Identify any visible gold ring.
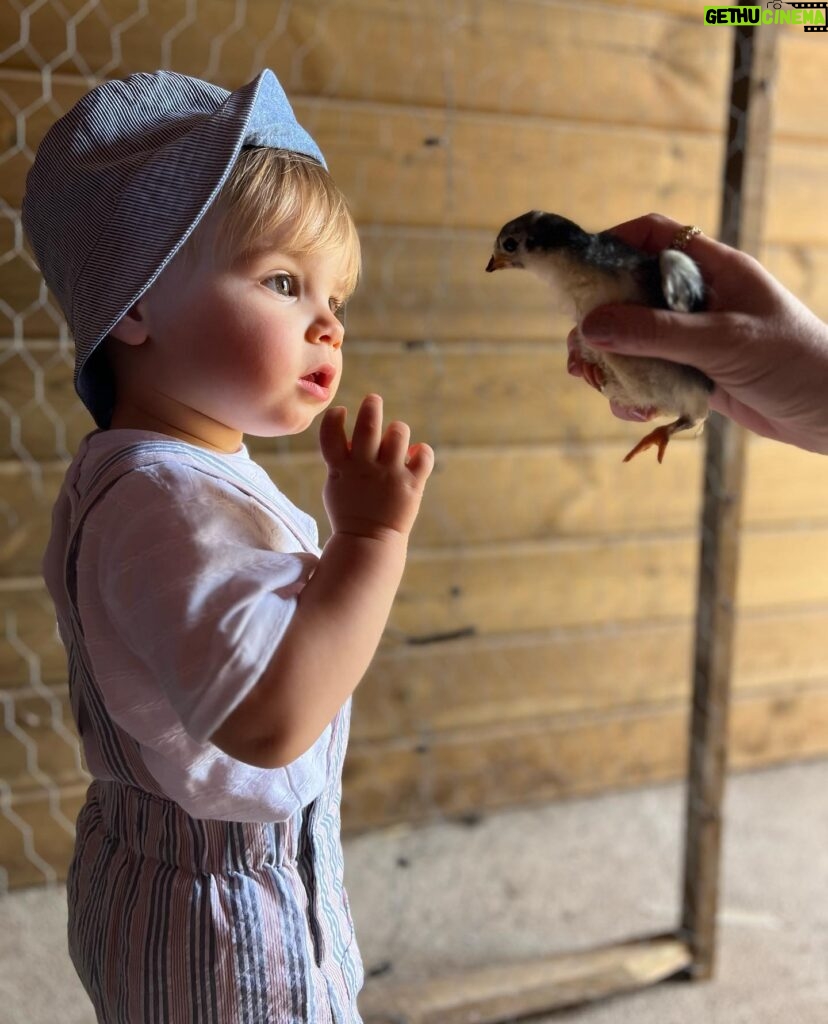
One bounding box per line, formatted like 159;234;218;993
671;225;703;251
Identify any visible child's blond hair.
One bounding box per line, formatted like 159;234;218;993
182;147;361;298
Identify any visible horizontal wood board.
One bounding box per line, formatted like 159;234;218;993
7;435;828;577
5;680;828;886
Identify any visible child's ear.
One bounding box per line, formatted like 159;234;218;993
109;302;149;346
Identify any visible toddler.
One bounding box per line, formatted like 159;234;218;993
23;68;433;1023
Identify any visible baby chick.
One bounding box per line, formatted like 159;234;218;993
486;210;710;463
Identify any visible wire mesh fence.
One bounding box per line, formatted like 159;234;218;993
1;0;826;905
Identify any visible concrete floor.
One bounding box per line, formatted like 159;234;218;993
1;760;827;1023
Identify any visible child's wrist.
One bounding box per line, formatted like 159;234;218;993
330;524;410;549
320;530;409;588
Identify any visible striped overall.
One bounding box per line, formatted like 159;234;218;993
59;442;364;1023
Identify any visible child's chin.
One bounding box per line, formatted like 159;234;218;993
248;413;320;438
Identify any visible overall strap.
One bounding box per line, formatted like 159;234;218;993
61;439;315;792
63;445;185;790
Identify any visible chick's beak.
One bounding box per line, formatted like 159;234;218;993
486;254;510;272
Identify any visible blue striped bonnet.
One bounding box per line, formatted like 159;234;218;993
21;69;327;428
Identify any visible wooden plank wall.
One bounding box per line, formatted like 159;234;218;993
1;0;827;888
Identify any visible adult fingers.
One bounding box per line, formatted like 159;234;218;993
604;213;747;288
708;387;782;442
603;212;681;252
566;326;585;378
609;399;659;423
580;304;746;383
566;327;604;390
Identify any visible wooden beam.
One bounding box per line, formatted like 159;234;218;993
681;18;779;980
343;682;828;831
0;2;730;130
14;525;828;687
5;679;828;887
0;73;725;228
359;935;692;1024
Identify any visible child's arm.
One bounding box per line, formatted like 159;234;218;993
210;394;433;768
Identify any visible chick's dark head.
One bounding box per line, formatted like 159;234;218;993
486;211;589;273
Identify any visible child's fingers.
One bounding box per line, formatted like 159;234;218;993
406;442;435;482
319;406;349;465
350;394;382;460
378;421;411;466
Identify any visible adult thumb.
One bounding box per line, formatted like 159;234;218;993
580;304;727;376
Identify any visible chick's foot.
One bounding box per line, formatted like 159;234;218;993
623;425;673;464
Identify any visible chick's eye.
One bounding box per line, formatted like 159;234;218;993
502;237;518;253
264;272;296;297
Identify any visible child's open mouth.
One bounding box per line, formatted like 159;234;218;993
298;364;335;400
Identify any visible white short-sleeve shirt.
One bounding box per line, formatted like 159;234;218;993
42;429;335;822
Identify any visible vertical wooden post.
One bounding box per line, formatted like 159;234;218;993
680;18;778;980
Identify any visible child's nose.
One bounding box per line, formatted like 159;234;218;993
307;313;344;349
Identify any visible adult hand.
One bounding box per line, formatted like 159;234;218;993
567;212;828;454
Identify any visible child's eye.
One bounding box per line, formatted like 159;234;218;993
264;273;296;297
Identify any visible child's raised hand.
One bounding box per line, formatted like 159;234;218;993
319;394;434;541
